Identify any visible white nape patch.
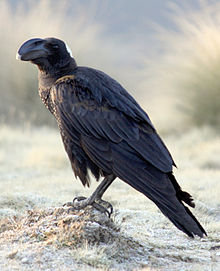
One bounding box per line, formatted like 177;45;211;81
16;52;21;60
65;43;73;57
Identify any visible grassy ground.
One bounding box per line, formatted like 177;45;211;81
0;125;220;270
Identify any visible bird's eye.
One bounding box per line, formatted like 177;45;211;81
51;44;59;49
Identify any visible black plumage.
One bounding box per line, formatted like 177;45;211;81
17;37;207;238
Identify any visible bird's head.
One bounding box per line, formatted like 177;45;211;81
16;37;74;72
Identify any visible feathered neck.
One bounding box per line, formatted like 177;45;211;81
38;57;77;89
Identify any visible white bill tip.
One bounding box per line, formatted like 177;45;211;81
16;52;21;60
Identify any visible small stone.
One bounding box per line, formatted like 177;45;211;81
21;257;29;264
6;250;18;259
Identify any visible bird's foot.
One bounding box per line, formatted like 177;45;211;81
96;198;113;215
64;196;113;217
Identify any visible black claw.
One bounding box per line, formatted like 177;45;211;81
73;196;87;203
107;205;113;217
105;210;111;218
106;204;113;215
92;202;111;218
96;198;114;216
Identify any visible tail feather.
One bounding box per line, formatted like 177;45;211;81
112;144;207;238
156;198;207;237
160;173;207;237
183;204;207;236
168;172;195;208
120;170;207;237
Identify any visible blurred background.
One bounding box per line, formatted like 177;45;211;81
1;0;220;133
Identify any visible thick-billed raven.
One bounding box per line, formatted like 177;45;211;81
17;37;206;238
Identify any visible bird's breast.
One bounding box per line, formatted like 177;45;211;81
38;86;57;116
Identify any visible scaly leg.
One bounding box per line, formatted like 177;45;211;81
65;174;116;217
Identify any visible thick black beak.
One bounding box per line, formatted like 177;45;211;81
16;38;48;61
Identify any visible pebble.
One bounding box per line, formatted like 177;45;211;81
21;257;29;264
6;250;18;259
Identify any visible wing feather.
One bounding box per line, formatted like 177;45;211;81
50;68;206;237
53;68;175;173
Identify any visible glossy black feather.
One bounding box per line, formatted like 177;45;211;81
51;67;206;238
17;37;206;237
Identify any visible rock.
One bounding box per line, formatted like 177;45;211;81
21;257;29;264
6;250;18;259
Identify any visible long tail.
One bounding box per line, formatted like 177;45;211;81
140;173;206;237
166;173;207;237
112;142;207;237
115;162;207;237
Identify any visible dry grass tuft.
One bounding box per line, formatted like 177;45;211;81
145;1;220;131
0;206;119;247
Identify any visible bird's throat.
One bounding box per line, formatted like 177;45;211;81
38;57;77;89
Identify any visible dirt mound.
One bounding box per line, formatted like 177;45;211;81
0;206;120;246
0;206;150;270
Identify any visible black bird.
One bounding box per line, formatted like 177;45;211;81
17;37;206;238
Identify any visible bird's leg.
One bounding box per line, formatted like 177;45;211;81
65;174;116;217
